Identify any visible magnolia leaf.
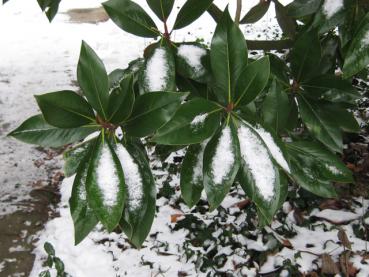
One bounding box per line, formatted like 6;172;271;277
240;0;270;24
173;0;214;30
37;0;61;22
203;122;240;211
287;0;322;17
275;1;296;38
312;0;346;34
64;139;95;177
146;0;174;22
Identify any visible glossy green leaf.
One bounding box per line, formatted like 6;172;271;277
102;0;158;38
180;142;208;208
152;98;221;145
343;13;369;78
207;3;222;23
8;114;97;148
146;0;174;21
86;137;126;231
63;139;95;177
287;0;321;17
203;122;240;211
124;91;189;137
320;104;360;133
69;152;98;245
114;141;156;248
287;141;353;183
35;91;95;128
290;30;321;82
210;8;248;105
275;1;296;38
173;0;214;29
234;56;270;107
43;242;55;256
268;53;290;86
318;35;339;75
77;41;109;119
240;0;270;24
297;95;343;153
262;79;290;132
37;0;61;22
141;44;176;93
312;0;345;34
237;120;282;223
175;43;210;83
108;76;135;124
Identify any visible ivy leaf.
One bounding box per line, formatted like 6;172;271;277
63;139;95;177
262;78;290;132
180;142;208;208
69;152;98;245
210;7;248;106
102;0;158;38
297;95;343;153
86;136;126;232
234;56;270;107
124;91;189;137
8;114;96;148
237;120;282;224
290;30;321;82
113;141;156;248
203;122;240;211
141;44;176;93
173;0;214;30
343;13;369;78
35;91;95;128
287;0;322;17
152;98;221;145
240;0;271;24
146;0;174;22
77;41;110;120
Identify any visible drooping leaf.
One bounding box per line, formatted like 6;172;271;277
262;79;290;132
290;30;321;82
141;44;176;93
69;151;98;245
64;139;95;177
206;3;223;23
180;142;208;208
152;98;221;145
343;13;369;78
237;120;282;223
240;0;271;24
173;0;214;30
86;136;126;231
234;56;270;107
287;0;322;17
77;41;110;119
124;91;189;137
146;0;174;22
203;122;240;211
210;7;248;105
35;91;95;128
37;0;61;22
297;95;343;153
114;141;156;248
8;114;97;148
102;0;158;38
275;1;296;38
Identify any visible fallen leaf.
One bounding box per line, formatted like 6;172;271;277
321;253;339;274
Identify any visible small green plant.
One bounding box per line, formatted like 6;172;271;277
7;0;369;249
39;242;67;277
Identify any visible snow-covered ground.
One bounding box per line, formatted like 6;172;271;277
2;0;369;276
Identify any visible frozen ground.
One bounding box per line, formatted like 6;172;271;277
1;0;368;276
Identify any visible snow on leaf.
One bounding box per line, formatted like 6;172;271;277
115;143;143;212
238;124;276;201
211;126;235;185
190;113;208;127
322;0;343;18
177;44;206;73
144;48;170;92
325;164;341;175
192;140;208;184
96;143;120;207
253;126;290;173
361;30;369;49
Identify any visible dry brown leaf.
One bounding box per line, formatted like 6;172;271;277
338;228;352;250
321;253;339;274
170;213;184;223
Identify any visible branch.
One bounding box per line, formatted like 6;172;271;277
235;0;242;26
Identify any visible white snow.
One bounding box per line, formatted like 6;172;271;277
177;44;206;73
254;126;290;173
144;48;169;92
191;113;208;127
322;0;344;18
96;144;120;207
238;124;276;201
312;209;360;223
211;126;235;185
192;140;208;184
115;144;143;211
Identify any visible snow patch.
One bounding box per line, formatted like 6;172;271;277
145;48;169;92
96;144;119;207
115;144;143;211
211;126;235;185
238;124;276;201
177;44;206;73
254;126;290;173
312;209;360;223
322;0;343;18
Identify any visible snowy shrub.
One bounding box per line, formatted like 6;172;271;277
7;0;369;248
